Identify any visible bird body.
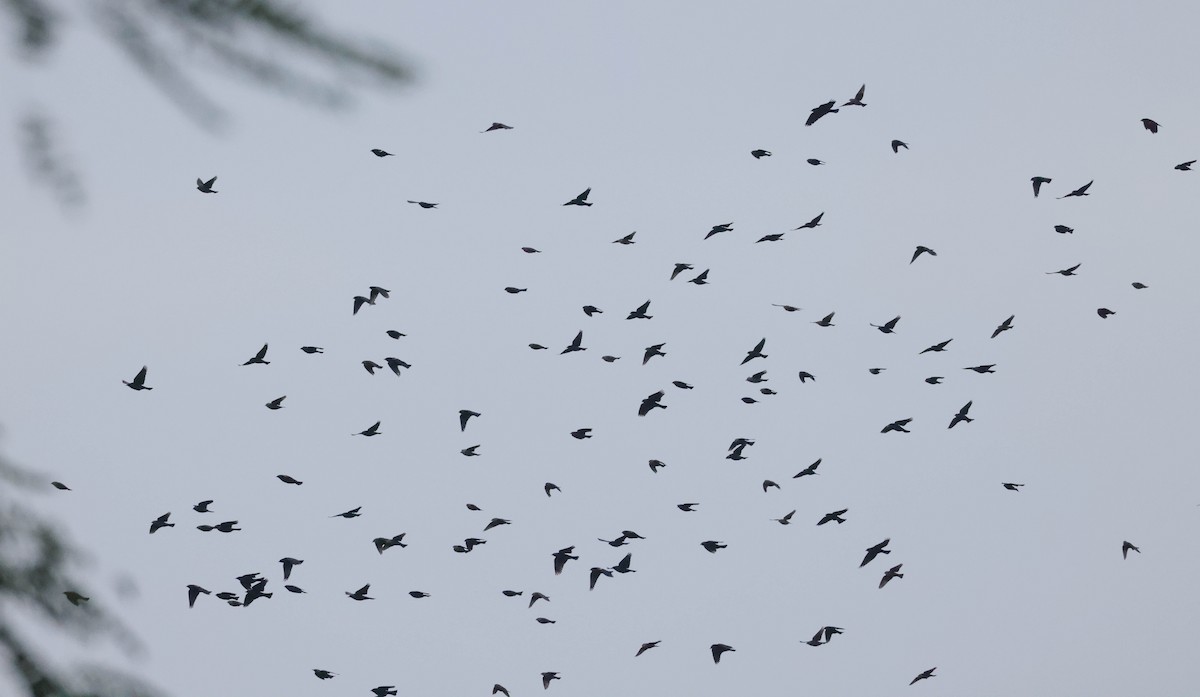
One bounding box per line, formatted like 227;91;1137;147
196;176;217;193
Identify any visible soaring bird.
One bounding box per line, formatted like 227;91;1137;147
796;371;815;383
773;510;796;525
149;512;174;534
374;534;407;553
370;148;393;157
871;316;901;334
192;500;213;513
880;564;904;588
741;338;767;364
807;158;824;166
701;540;727;553
672;380;693;389
688;269;710;284
670;263;694;280
991;314;1015;338
1132;282;1149;289
385;357;410;375
301;346;324;354
806;100;838;126
521;247;541;253
843;84;866;106
613;231;636;245
910;668;936;685
493;685;511;697
1031;176;1052;197
242;344;269;366
751;149;771;158
817;509;848;525
371;687;398;697
331;507;362;519
483;122;513;132
1176;160;1195;171
746;371;768;383
541;672;560;690
882;418;912;434
891;139;909;153
353;421;382;437
582;305;603;316
711;644;736;663
861;539;891;567
795;212;824;229
773;304;802;312
627;300;653;319
1047;263;1082;277
196;176;217;193
529;591;550;607
1097;308;1115;318
756;232;785;243
910;246;936;263
704;223;734;240
920;339;952;354
964;364;996;374
636;640;660;656
407;200;438;208
813;312;835;327
265;396;286;410
794;459;821;478
678;503;699;512
558;330;586;355
346;584;373;601
484;518;511;531
1054;225;1074;234
570;428;593;439
313;669;337;680
186;584;210;608
948;401;974;429
643;343;667;364
504;287;527;294
613;553;636;573
362;360;383;375
279;557;303;580
563;188;592;206
639;391;667;416
1122;541;1140;559
123;366;153;391
368;286;390;302
727;444;749;460
459;409;481;431
1058;180;1093;198
762;480;780;492
276;474;302;485
648;459;666;472
408;591;430;599
1141;118;1160;133
213;520;240;533
588;567;613;590
802;628;828;646
1002;483;1024;491
869;368;885;375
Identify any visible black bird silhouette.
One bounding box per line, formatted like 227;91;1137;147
552;547;578;575
242;344;269;366
570;428;592;439
704;223;733;240
186;584;210;608
372;687;398;697
368;286;390;302
123;366;153;391
459;410;480;431
880;564;904;588
639;391;667;416
363;360;383;375
920;339;952;354
613;231;636;245
678;503;699;511
871;316;901;334
346;584;373;601
1176;160;1195;171
757;232;785;243
370;148;392;157
1097;308;1115;318
762;479;780;492
806;100;838;126
773;510;796;525
385;357;410;375
374;534;407;553
746;371;768;383
1002;483;1024;491
649;459;666;472
1141;118;1159;133
742;338;767;364
797;371;815;382
529;591;550;607
773;304;802;312
484;518;511;531
353;421;382;437
265;396;286;410
563;188;592;206
332;507;362;519
670;263;694;280
844;84;866;106
544;482;561;497
559;330;586;355
193;500;212;513
601;355;619;362
301;346;324;353
502;590;522;597
521;246;541;254
313;669;337;680
643;343;667;364
795;212;824;229
911;246;936;263
1058;180;1093;199
869;368;885;375
504;287;527;294
635;640;659;656
483;122;513;132
861;539;891;567
196;176;217;193
688;269;710;284
149;512;174;534
1132;282;1149;289
882;418;912;434
991;314;1015;338
964;364;996;374
408;591;430;598
910;668;936;685
727;444;749;460
582;305;603;316
751;149;771;158
711;643;735;663
353;295;372;315
1122;541;1140;559
541;672;560;689
627;300;653;319
891;139;909;153
807;158;824;166
813;312;836;327
948;401;974;428
407;200;438;208
613;553;636;573
701;540;727;553
802;628;828;646
280;557;303;580
493;685;511;697
276;474;302;485
589;566;613;590
741;397;758;404
672;381;693;389
1054;225;1074;234
794;459;821;478
817;509;848;525
1031;176;1052;197
214;520;240;532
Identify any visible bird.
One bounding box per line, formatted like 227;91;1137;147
639;391;667;416
672;380;693;389
459;409;481;431
276;474;302;485
598;536;628;547
1031;176;1052;197
687;269;710;284
559;331;583;352
62;591;89;606
1098;308;1115;318
762;479;780;492
484;518;511;531
626;300;653;319
331;506;362;519
541;672;560;689
123;366;153;391
869;368;885;375
1058;180;1093;198
353;421;382;437
813;312;835;327
589;567;613;590
802;628;828;647
751;149;771;158
213;520;240;532
797;371;816;383
563;188;592;206
368;286;390;303
613;231;636;245
817;509;848;525
1132;282;1149;289
711;643;736;663
773;510;796;525
911;246;936;263
795;212;824;229
1176;160;1195;171
530;590;551;606
643;343;667;364
844;84;866;106
521;246;541;254
353;295;372;315
1002;483;1024;491
910;668;936;685
1141;118;1160;133
880;564;904;588
362;360;383;375
196;176;217;193
241;344;269;366
601;355;619;362
149;512;174;534
807;158;824;166
407;200;438;208
670;263;694;280
385;357;410;375
482;122;512;132
991;315;1015;339
741;338;768;365
871;316;901;334
756;232;785;243
408;591;430;599
636;640;660;656
1054;224;1074;234
265;396;286;410
51;481;70;490
701;540;727;553
346;584;373;600
678;503;699;512
648;459;666;472
544;482;561;497
493;685;511;697
920;339;952;354
466;503;482;511
374;534;407;553
891;139;909;153
570;428;592;439
948;401;974;428
279;557;303;580
806;100;838;126
727;444;750;460
300;346;324;354
582;305;603;316
964;364;996;373
1122;541;1140;559
704;222;734;240
371;687;398;697
502;590;523;598
370;148;393;157
882;418;912;433
504;287;527;294
313;669;337;680
773;304;802;312
746;371;768;383
861;539;891;567
794;459;821;478
186;585;210;607
612;553;636;573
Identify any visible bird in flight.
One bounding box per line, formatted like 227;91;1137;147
920;339;952;354
1054;225;1074;234
751;149;771;158
353;421;382;437
552;547;578;575
1002;483;1024;491
741;338;767;364
813;312;836;327
563;188;592;206
241;344;269;366
570;428;592;439
910;668;937;685
407;200;438;209
794;459;821;478
191;500;212;512
459;409;481;431
196;176;217;193
687;269;710;284
300;346;323;353
186;584;210;608
588;566;613;590
670;263;694;280
123;366;153;391
149;512;174;534
276;474;302;485
541;672;560;690
1058;180;1093;198
843;84;866;106
648;459;666;472
701;540;727;553
1031;176;1052;197
794;212;824;229
948;401;974;428
861;539;892;567
678;503;699;512
756;232;785;243
639;391;667;416
882;418;912;434
1097;308;1115;318
265;396;285;410
313;669;337;680
560;330;586;355
345;584;373;601
773;304;802;312
1046;263;1081;276
817;509;848;525
482;122;512;132
484;518;511;531
871;316;901;334
627;300;653;320
613;231;636;245
1141;118;1160;133
806;100;838;126
991;315;1015;338
891;139;909;153
964;364;996;374
807;158;824;166
1122;541;1140;559
704;223;733;240
635;640;660;656
773;510;796;525
1176;160;1195;171
879;564;904;588
711;643;736;663
331;506;362;519
911;246;936;263
643;343;667;364
370;148;392;157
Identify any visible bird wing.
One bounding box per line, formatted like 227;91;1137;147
134;366;148;385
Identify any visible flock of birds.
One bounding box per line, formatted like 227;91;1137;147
44;84;1185;695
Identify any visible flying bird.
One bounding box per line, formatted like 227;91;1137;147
806;100;838;126
672;380;693;389
844;84;866;106
504;287;527;294
371;687;398;697
762;479;780;492
910;246;936;263
279;557;303;580
459;409;481;431
1031;176;1052;197
678;503;699;512
241;344;269;366
773;510;796;525
627;300;653;320
861;539;891;567
483;122;513;132
588;566;613;590
1176;160;1195;171
948;401;974;428
301;346;324;353
891;139;909;153
541;672;560;690
882;418;912;433
1097;308;1115;318
265;396;285;410
1047;263;1082;276
1132;282;1148;289
313;670;337;680
1141;118;1160;133
149;512;174;534
643;343;667;364
910;668;936;685
991;314;1015;338
756;232;785;243
374;534;407;553
570;428;592;439
688;269;710;284
196;176;217;193
869;368;885;375
1002;483;1024;491
807;158;824;166
276;474;302;485
880;564;904;588
186;585;210;607
51;481;70;491
407;200;438;208
370;148;392;157
612;553;636;573
639;391;667;416
813;312;835;327
346;584;373;601
773;304;802;312
648;459;666;472
484;518;511;531
751;149;771;158
331;507;362;519
670;263;694;280
795;212;824;229
521;246;541;253
613;231;636;245
704;223;733;240
920;339;952;354
362;360;383;375
701;540;727;553
353;295;372;315
711;643;736;663
636;640;660;656
871;316;901;334
582;305;603;316
794;459;821;478
493;686;510;697
1058;180;1093;198
796;371;815;383
817;509;848;525
544;482;560;497
384;357;410;375
1122;541;1140;559
353;421;382;437
964;364;996;374
1054;224;1074;234
530;591;550;607
741;338;767;364
123;366;153;391
563;188;592;206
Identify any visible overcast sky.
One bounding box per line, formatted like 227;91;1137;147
3;1;1200;695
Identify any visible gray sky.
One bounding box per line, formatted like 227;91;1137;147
3;1;1200;695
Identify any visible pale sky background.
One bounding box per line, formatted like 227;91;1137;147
2;1;1199;695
